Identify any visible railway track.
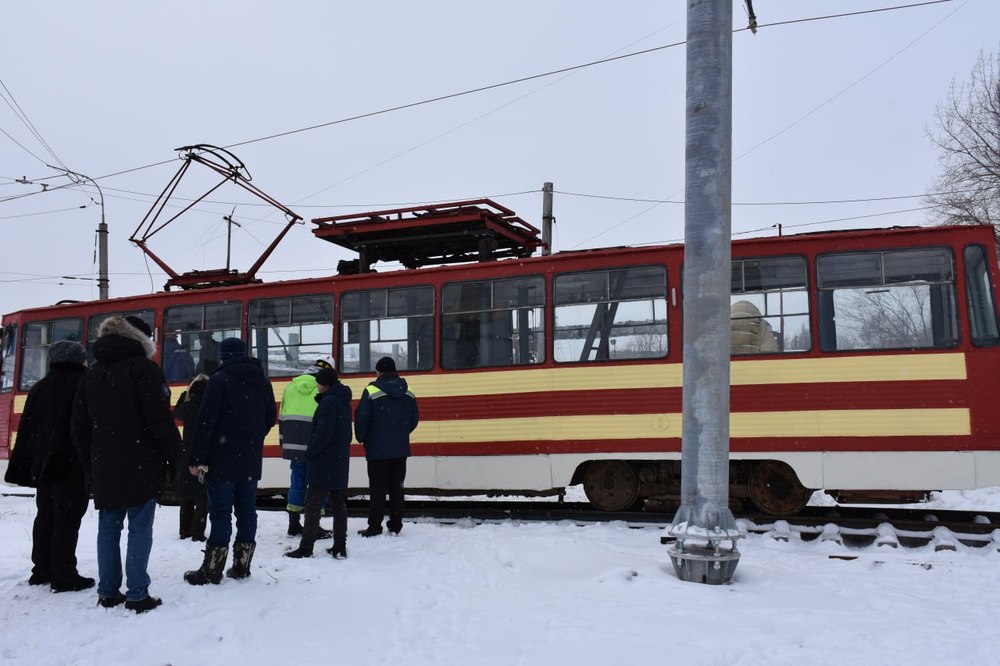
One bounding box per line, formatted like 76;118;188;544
8;492;999;550
264;498;1000;551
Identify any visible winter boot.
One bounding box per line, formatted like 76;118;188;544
184;545;229;586
226;541;256;580
287;511;303;537
284;544;313;559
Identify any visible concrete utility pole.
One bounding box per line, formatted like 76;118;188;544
666;0;742;584
52;167;109;299
541;182;554;256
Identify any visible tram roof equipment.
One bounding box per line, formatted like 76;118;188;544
312;199;545;272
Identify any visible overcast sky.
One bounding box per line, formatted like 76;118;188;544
2;0;997;315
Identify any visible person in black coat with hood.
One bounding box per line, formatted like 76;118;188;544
285;367;353;559
184;337;276;586
72;315;183;613
4;340;94;593
173;373;210;541
354;356;419;538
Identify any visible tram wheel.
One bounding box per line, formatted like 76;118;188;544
583;461;640;512
747;460;811;516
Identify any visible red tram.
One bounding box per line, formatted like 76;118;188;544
2;199;999;515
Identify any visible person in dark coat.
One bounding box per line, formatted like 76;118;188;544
184;337;276;586
354;356;419;538
72;315;183;613
173;373;210;541
4;340;94;593
285;367;353;559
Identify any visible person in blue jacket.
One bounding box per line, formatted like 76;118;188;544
284;367;353;559
183;337;276;586
354;356;419;537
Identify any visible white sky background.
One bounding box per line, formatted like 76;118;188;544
1;0;998;315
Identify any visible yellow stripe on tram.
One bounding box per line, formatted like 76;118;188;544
411;407;971;444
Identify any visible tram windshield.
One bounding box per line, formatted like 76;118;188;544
0;323;16;393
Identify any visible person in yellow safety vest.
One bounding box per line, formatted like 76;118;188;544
279;355;335;538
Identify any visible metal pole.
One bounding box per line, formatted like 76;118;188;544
541;182;554;256
51;166;109;300
667;0;742;584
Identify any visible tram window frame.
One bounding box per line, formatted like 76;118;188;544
249;294;334;377
730;255;811;355
441;276;545;370
163;301;243;379
1;323;17;393
817;246;959;352
18;317;84;391
86;310;156;364
553;265;667;363
964;244;1000;347
340;286;434;374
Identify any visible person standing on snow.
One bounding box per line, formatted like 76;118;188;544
72;315;182;613
284;367;353;559
354;356;418;538
173;373;210;541
184;337;276;586
5;340;94;594
278;354;335;538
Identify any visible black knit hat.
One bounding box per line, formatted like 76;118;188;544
219;337;246;360
49;340;87;366
125;315;153;338
375;356;396;373
314;367;338;387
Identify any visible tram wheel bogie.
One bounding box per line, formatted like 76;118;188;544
746;460;812;516
582;461;640;512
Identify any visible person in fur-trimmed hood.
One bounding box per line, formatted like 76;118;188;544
72;315;182;613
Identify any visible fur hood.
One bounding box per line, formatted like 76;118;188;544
97;315;156;359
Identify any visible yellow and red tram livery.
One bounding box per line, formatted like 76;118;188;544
2;202;999;515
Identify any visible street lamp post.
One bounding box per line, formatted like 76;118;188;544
51;167;109;300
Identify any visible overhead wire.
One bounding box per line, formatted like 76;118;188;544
0;77;70;171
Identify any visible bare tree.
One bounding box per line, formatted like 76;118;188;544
927;50;1000;231
835;285;934;350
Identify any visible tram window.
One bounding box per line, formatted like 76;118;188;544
86;310;155;364
249;294;334;377
817;247;958;351
554;266;666;363
1;323;16;393
964;245;1000;347
19;317;83;391
442;276;544;369
341;286;433;374
164;302;242;379
731;256;810;354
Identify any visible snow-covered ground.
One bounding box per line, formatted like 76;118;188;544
2;488;999;666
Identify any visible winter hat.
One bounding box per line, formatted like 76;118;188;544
48;340;87;366
314;367;338;387
314;354;335;370
375;356;396;373
125;315;153;338
219;337;246;360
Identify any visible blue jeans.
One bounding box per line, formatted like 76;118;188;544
206;478;258;547
97;499;156;602
287;460;308;512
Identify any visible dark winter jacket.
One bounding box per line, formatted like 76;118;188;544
71;318;183;509
354;372;419;461
173;378;208;500
305;382;353;490
4;362;87;488
188;356;277;482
